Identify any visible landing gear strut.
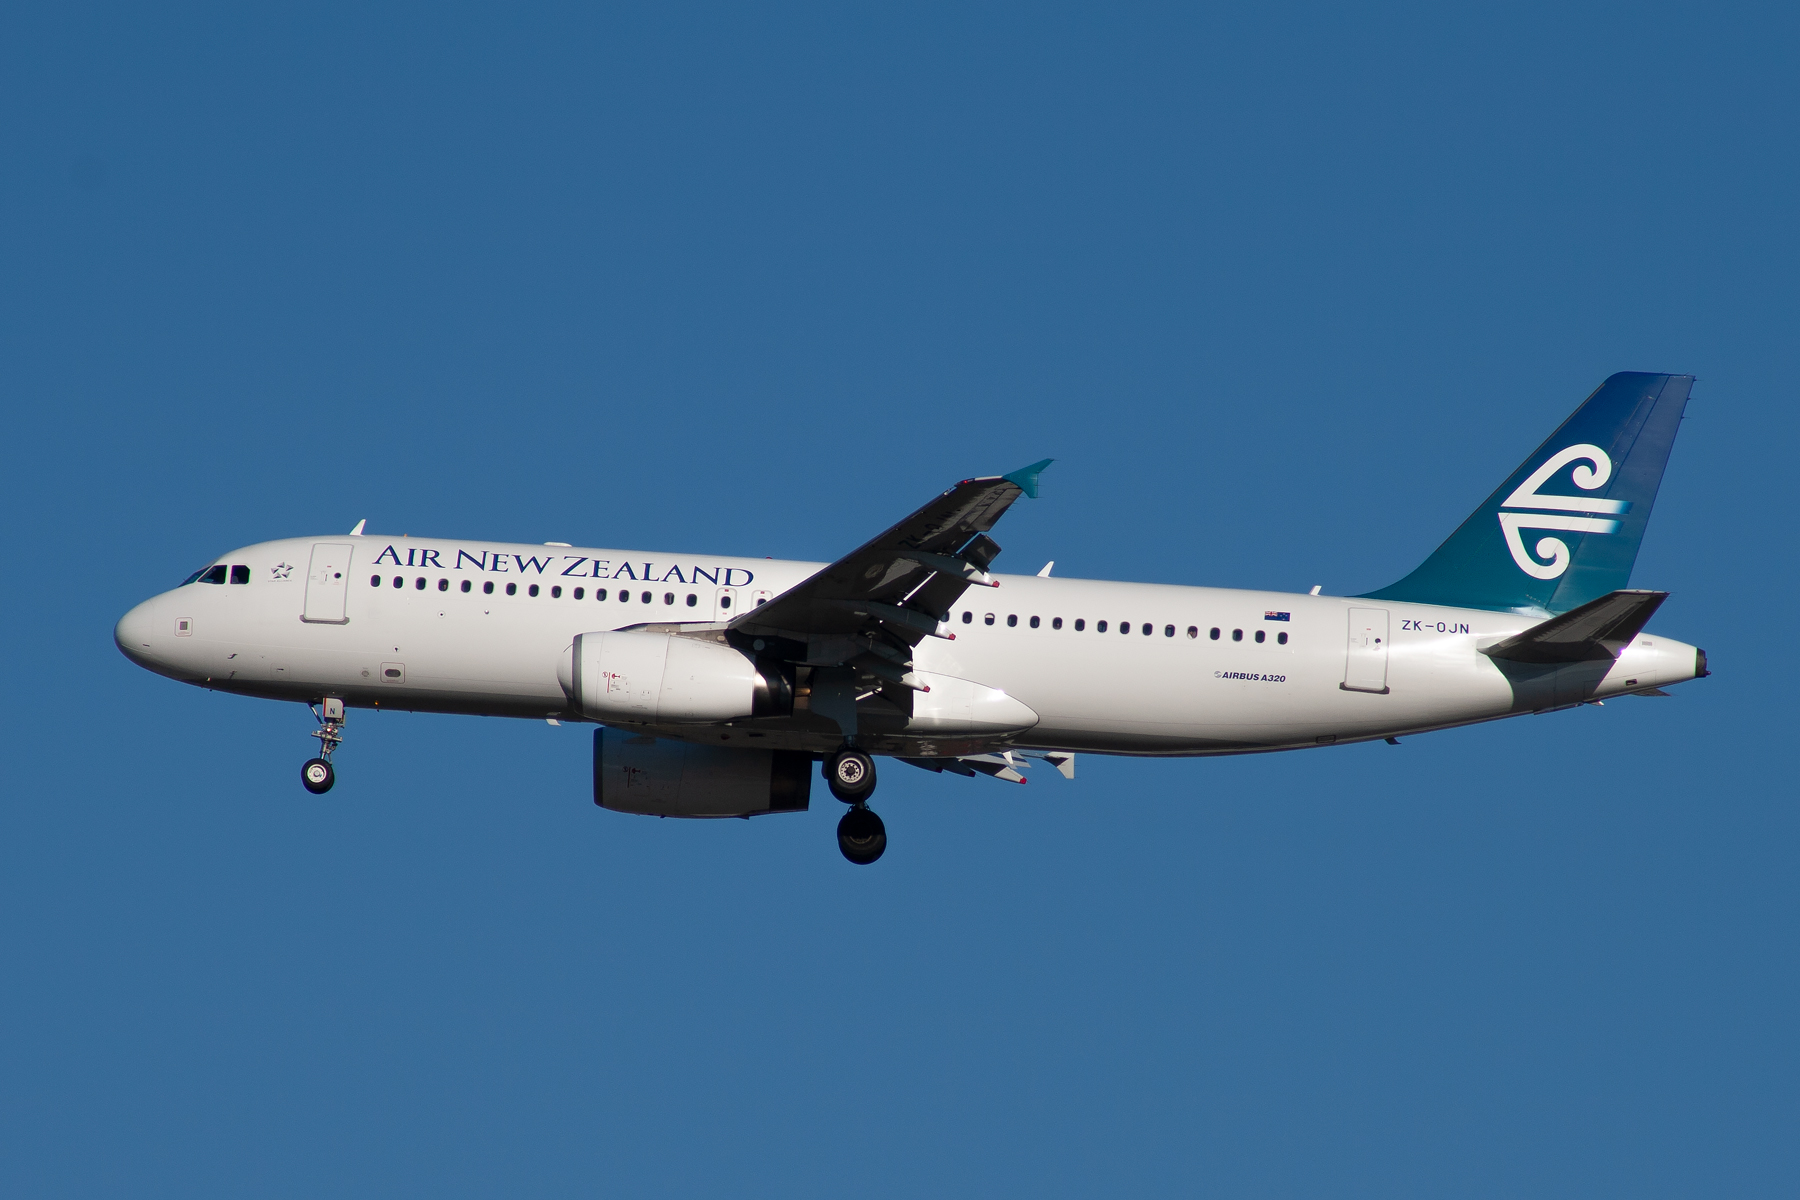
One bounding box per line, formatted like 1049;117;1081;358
302;698;345;794
827;748;884;863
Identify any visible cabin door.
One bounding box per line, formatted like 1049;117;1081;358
302;543;354;624
1342;607;1390;694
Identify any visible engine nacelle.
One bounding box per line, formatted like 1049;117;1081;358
559;630;791;723
593;728;811;818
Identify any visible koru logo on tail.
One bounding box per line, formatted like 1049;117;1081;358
1497;444;1630;579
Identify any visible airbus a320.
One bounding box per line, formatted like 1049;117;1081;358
116;373;1707;863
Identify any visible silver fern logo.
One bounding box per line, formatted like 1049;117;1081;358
1498;444;1629;579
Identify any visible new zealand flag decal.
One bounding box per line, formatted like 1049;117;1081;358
1264;611;1290;622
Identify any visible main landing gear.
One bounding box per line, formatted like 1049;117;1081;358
827;748;885;865
302;698;345;795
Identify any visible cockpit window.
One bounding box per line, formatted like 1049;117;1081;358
180;568;207;585
230;565;250;585
197;565;228;585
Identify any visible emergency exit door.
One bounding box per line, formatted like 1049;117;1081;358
1342;607;1390;694
302;543;354;624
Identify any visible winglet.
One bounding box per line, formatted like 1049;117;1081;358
349;519;367;536
1002;459;1054;499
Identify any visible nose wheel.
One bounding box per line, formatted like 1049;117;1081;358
303;698;346;794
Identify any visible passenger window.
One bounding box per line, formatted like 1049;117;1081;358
483;581;494;595
461;580;472;593
619;590;630;601
230;565;250;585
641;591;652;604
1232;629;1243;641
1030;616;1040;628
1006;614;1018;627
1052;617;1063;630
506;583;517;596
1255;629;1265;643
1120;622;1130;634
755;597;765;605
1143;624;1153;636
1277;631;1288;645
717;594;728;609
1187;626;1198;639
550;585;561;598
963;611;973;624
1097;620;1108;632
199;565;228;585
574;587;584;600
415;577;426;590
663;592;674;605
529;584;540;597
985;614;995;625
1210;627;1220;640
393;576;403;589
438;579;448;592
370;575;381;587
1075;619;1086;631
1164;624;1174;637
686;594;697;607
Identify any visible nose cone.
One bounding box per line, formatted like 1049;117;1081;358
115;598;164;670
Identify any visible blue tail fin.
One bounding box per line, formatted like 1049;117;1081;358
1360;372;1692;614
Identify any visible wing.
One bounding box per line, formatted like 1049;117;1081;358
731;459;1052;656
1479;589;1668;664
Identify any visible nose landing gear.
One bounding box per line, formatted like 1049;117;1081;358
827;748;885;864
302;698;345;794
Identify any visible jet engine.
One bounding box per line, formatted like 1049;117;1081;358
593;728;811;818
559;630;791;723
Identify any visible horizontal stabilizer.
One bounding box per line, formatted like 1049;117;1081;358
1479;589;1668;664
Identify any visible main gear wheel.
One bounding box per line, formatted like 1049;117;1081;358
837;806;886;865
825;749;877;804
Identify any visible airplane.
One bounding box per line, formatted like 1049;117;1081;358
115;372;1707;864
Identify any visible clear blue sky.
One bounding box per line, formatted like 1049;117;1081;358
3;4;1795;1196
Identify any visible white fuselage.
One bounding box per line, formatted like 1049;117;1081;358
115;534;1704;757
